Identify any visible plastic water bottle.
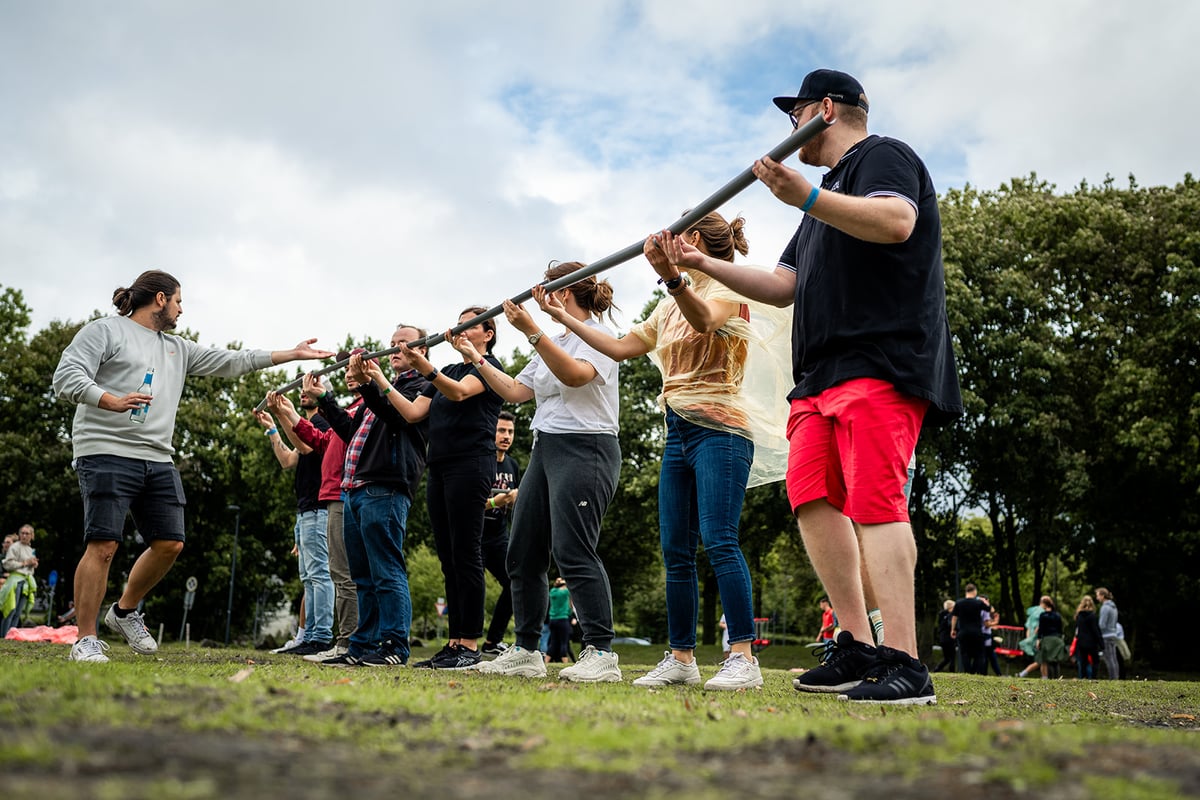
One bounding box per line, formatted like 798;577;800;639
129;368;155;424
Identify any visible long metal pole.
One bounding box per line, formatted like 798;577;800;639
256;113;831;410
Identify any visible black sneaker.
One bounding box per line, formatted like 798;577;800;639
431;644;482;670
360;640;408;668
285;640;333;656
792;631;878;693
413;643;454;669
481;641;509;656
320;653;364;668
838;646;937;705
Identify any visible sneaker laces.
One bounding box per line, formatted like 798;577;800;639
124;610;152;639
77;637;110;658
644;651;679;678
811;638;840;666
717;652;751;675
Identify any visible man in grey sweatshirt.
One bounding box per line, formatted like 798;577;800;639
53;269;332;662
1095;587;1121;679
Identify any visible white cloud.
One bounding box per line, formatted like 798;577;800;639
1;1;1196;380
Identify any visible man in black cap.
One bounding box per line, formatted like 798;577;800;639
654;68;961;705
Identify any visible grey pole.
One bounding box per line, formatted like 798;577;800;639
224;505;240;646
255;113;832;411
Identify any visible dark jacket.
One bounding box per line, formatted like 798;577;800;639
318;373;429;498
1074;609;1103;651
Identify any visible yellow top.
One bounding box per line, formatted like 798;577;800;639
629;269;792;487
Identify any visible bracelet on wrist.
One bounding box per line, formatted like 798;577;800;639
658;274;683;290
265;428;277;436
380;385;392;396
800;186;821;213
666;273;693;296
477;357;486;368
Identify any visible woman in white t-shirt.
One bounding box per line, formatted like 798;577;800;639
539;211;791;692
454;261;623;683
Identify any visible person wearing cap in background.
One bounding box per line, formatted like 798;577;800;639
658;68;962;705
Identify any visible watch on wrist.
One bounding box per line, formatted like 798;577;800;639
424;367;439;381
527;331;544;346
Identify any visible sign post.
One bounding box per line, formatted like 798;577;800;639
180;575;197;645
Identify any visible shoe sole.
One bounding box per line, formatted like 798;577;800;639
793;679;861;693
479;666;547;677
632;676;702;687
561;672;622;683
104;609;157;655
435;662;483;671
705;677;764;691
837;693;938;706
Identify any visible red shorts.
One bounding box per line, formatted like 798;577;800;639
785;378;928;524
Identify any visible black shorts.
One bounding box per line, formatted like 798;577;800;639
75;454;187;543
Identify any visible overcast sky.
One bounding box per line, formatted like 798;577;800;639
3;2;1197;377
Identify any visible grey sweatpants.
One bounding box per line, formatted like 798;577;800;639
508;432;620;652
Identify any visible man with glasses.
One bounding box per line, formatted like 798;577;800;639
662;69;961;705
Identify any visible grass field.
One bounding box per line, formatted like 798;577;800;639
2;639;1198;799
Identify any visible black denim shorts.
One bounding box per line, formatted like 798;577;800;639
75;454;187;543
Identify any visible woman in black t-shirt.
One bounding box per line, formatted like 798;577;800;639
379;307;503;670
1034;595;1066;679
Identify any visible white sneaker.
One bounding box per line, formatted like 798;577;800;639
477;645;547;677
559;645;622;683
303;645;348;663
69;635;111;663
632;651;702;687
104;603;158;654
704;652;763;691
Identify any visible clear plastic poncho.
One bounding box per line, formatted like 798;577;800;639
628;268;794;487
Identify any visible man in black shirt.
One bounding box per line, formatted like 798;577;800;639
660;68;961;705
950;583;989;675
481;411;521;655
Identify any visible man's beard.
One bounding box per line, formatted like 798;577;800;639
152;308;178;331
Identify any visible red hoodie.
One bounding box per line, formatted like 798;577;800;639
293;398;361;503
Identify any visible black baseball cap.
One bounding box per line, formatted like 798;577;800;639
773;69;869;113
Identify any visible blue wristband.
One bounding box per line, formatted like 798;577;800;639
265;427;277;436
800;186;820;213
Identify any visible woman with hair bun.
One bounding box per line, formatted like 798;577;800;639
539;212;791;691
456;261;624;683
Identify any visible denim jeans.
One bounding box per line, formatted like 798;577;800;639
659;409;755;651
296;508;333;643
342;485;412;659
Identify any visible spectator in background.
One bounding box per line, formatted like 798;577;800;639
546;577;574;664
932;599;956;673
1073;595;1103;679
817;596;837;643
950;583;988;675
1095;587;1121;680
1034;595;1066;679
980;597;1002;676
1;524;38;634
481;411;520;656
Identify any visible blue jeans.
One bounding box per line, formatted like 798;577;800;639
342;485;412;658
659;410;755;651
296;508;333;643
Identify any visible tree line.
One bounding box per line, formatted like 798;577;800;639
1;173;1196;668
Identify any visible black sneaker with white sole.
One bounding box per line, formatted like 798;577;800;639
837;646;937;705
360;640;409;667
792;630;878;693
413;643;454;669
320;653;364;668
430;644;482;670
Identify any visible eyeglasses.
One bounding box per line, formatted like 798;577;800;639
788;100;819;130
